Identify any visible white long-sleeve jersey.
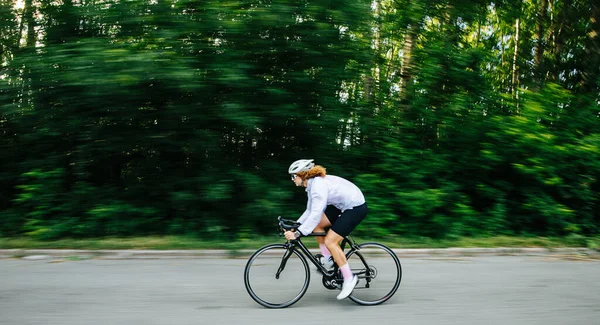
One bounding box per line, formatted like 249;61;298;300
296;175;365;236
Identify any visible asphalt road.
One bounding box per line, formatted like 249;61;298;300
1;255;599;325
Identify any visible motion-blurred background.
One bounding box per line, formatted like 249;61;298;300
1;0;598;244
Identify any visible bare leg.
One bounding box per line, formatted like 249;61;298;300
314;213;331;246
329;228;357;300
324;229;346;267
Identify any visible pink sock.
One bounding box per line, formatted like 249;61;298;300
319;244;331;258
340;263;353;280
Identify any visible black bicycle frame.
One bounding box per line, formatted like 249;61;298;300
278;233;361;278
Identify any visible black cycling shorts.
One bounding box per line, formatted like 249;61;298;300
324;203;367;237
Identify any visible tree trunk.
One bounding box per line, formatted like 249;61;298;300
385;40;396;82
581;2;600;92
549;0;567;82
512;18;520;101
534;0;548;83
365;0;381;105
400;23;418;101
25;0;35;48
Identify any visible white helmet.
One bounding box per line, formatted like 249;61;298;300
288;159;314;174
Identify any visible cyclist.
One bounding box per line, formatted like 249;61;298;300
284;159;367;300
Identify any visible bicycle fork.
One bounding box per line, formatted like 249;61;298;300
275;244;294;279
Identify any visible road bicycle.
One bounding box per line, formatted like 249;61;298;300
243;217;402;308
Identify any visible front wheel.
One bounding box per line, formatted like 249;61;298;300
346;242;402;305
244;244;310;308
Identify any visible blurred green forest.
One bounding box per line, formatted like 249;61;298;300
0;0;598;241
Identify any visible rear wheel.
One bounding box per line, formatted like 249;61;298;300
346;242;402;305
244;244;310;308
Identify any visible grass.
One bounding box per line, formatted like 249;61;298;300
1;235;599;251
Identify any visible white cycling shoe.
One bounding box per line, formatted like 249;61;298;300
336;275;358;300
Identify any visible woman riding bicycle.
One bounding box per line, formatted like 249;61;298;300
284;159;368;300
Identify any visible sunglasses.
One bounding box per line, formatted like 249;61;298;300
291;174;297;180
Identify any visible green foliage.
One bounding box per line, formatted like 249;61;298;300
0;0;598;241
13;169;77;239
86;202;159;236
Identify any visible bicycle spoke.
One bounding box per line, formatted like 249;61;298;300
244;244;310;308
346;243;402;305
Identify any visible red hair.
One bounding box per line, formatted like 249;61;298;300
296;165;326;180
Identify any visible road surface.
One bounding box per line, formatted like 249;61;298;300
1;255;599;325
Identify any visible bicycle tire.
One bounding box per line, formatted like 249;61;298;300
244;243;310;308
346;242;402;305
